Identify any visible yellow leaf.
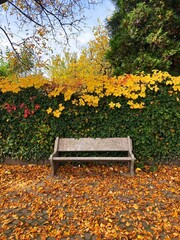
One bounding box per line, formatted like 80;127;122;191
126;222;130;227
164;236;171;240
135;168;142;172
100;223;105;228
63;231;70;237
12;214;18;219
133;204;139;210
2;219;13;226
59;213;64;219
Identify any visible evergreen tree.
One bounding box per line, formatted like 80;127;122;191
107;0;180;75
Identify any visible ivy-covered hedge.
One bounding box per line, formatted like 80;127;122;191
0;73;179;167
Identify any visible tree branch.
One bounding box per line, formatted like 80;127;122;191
0;0;8;4
0;26;20;58
0;0;104;62
8;1;43;27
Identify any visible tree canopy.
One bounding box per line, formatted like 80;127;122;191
107;0;180;75
0;0;103;58
47;24;112;85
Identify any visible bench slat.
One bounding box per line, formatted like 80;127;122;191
58;138;131;151
49;136;135;177
53;156;133;161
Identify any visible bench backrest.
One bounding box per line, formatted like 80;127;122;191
54;137;133;152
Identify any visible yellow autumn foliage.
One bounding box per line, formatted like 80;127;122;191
0;70;179;116
0;74;48;93
0;24;179;116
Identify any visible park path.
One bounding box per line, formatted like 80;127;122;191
0;164;179;240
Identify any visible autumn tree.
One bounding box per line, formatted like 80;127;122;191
0;0;103;59
0;43;42;77
6;43;37;76
0;51;10;77
47;50;78;81
81;23;112;76
107;0;180;75
47;23;112;85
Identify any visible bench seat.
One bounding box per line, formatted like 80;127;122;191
49;137;136;177
52;156;133;161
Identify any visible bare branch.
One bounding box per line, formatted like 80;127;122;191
0;0;8;4
8;1;43;27
0;26;20;58
0;0;104;61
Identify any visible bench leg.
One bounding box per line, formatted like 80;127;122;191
50;159;59;176
130;160;135;177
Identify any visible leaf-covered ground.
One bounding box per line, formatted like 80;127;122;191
0;164;179;240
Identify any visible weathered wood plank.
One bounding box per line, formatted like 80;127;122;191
53;157;133;161
58;138;131;151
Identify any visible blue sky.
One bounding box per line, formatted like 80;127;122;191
85;0;114;27
0;0;115;55
62;0;115;53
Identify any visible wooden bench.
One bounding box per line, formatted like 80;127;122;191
49;136;136;177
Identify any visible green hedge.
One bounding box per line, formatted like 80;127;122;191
0;84;179;168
